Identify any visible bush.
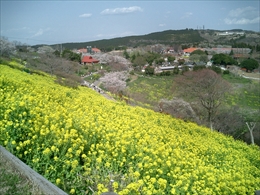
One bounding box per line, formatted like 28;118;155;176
223;70;230;74
193;65;206;71
159;71;171;76
210;66;222;74
145;66;154;75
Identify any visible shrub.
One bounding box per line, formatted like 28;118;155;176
223;70;230;74
210;65;222;74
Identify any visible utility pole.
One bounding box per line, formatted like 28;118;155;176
60;44;62;57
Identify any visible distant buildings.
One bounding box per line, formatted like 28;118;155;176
216;31;245;36
76;47;101;54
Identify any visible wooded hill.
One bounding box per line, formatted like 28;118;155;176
32;28;259;52
33;29;205;51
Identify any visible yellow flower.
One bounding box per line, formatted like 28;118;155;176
133;171;140;178
71;160;78;169
54;156;59;161
19;101;25;107
112;181;119;190
70;188;75;194
43;148;51;155
56;178;61;185
171;188;176;194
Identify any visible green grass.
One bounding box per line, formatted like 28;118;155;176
222;73;252;84
127;75;174;106
0;156;35;195
127;73;260;111
226;82;260;109
222;73;260;110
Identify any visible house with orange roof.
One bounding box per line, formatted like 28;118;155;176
81;56;99;65
182;48;204;56
92;48;101;53
183;48;198;54
77;48;87;54
77;47;101;54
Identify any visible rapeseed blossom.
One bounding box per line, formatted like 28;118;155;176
0;64;260;195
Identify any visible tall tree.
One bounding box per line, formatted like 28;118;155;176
132;56;146;71
174;69;231;130
211;53;237;66
240;59;259;72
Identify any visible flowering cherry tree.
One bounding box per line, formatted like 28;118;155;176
100;71;128;93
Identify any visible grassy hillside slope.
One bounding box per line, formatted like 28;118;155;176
0;63;260;195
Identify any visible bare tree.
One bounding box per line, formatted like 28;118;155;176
39;53;60;75
0;37;15;57
246;122;256;145
243;110;260;145
37;45;54;54
174;69;231;130
158;98;199;123
214;106;246;138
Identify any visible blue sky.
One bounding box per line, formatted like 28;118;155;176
1;0;259;46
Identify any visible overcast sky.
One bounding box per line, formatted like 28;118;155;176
1;0;259;46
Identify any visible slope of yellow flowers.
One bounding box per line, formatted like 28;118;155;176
0;64;260;195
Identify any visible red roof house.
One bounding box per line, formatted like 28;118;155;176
183;48;199;53
81;56;99;64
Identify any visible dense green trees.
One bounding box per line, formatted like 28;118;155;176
189;50;208;62
62;49;81;62
123;50;130;59
167;56;175;63
240;59;259;72
211;53;237;66
132;55;146;70
145;66;154;75
190;50;207;55
145;52;160;66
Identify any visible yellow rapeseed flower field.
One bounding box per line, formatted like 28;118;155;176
0;63;260;195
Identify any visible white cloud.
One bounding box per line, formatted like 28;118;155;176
224;17;260;25
225;6;259;25
159;23;166;27
228;6;255;17
101;6;143;15
32;28;50;37
33;29;43;37
79;13;92;18
181;12;193;19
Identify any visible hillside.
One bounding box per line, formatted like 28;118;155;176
31;29;260;51
0;62;260;195
33;29;205;50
